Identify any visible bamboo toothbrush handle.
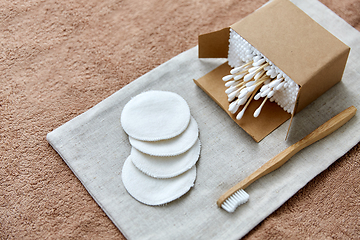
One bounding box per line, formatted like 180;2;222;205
217;106;356;207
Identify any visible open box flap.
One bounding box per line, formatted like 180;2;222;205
198;27;230;58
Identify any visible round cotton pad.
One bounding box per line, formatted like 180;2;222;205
131;139;201;178
129;116;199;156
122;156;196;206
121;91;191;141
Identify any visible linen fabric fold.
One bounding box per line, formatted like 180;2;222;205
46;1;360;239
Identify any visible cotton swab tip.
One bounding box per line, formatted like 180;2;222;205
238;96;249;105
254;71;264;80
252;58;265;66
243;72;256;82
245;81;255;87
238;89;248;99
227;91;238;102
267;90;275;98
225;80;235;87
254;92;261;101
230;66;243;75
220;189;249;213
222;75;233;81
225;86;236;94
253;55;262;62
254;107;262;118
236;109;245;120
234;73;245;81
275;81;285;90
246;85;256;93
228;101;240;114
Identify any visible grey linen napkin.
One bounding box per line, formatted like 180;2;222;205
47;0;360;239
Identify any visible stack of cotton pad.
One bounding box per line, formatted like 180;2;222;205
120;90;201;206
223;29;300;120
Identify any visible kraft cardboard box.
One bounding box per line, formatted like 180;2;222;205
194;0;350;142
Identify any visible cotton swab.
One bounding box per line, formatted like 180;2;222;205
253;97;268;118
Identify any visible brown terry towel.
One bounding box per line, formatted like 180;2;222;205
1;0;359;239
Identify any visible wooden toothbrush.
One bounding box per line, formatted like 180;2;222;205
218;106;357;213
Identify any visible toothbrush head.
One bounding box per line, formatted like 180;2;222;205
219;189;249;213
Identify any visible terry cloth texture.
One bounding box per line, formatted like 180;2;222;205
121;156;196;206
121;90;191;141
131;139;201;178
46;0;360;238
2;0;360;239
129;116;199;156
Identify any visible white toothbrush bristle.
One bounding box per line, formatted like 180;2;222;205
221;189;249;213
